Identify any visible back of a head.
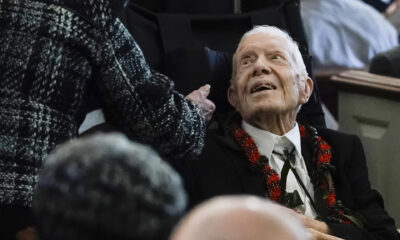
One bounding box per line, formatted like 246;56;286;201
170;196;310;240
33;133;186;240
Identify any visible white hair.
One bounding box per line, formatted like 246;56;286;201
232;25;309;83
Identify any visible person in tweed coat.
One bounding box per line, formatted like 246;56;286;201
0;0;214;237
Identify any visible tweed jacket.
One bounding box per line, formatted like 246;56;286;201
0;0;205;207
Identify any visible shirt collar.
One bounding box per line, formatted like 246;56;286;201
241;120;302;159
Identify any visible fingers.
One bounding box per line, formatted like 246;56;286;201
200;98;215;123
204;99;216;112
292;212;330;235
202;99;216;123
197;84;211;98
197;85;215;112
185;84;210;102
185;84;215;124
307;228;344;240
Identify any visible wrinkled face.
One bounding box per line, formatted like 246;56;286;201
228;33;312;122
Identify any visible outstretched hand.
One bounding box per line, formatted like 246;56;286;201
186;84;216;124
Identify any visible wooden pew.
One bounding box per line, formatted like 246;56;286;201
331;70;400;226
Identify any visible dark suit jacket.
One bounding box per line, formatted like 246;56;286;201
177;121;399;240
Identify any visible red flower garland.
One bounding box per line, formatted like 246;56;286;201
326;192;336;208
234;124;352;225
235;128;281;201
299;125;307;137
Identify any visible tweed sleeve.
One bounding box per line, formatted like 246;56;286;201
95;18;205;159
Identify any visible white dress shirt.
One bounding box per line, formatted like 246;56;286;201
242;121;317;218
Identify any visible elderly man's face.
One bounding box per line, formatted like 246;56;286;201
228;33;312;122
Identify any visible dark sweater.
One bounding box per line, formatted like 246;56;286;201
0;0;205;207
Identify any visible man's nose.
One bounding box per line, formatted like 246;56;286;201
252;59;271;77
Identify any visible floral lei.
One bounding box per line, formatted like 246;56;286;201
234;124;354;225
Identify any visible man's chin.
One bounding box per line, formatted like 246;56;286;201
241;107;280;120
252;103;281;114
240;105;297;119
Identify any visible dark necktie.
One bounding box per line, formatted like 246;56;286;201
272;146;304;208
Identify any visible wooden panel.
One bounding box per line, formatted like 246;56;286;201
331;70;400;93
334;70;400;227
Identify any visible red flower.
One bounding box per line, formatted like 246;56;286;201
244;139;252;149
318;152;331;165
300;125;306;137
235;129;245;138
317;136;322;142
249;150;260;163
342;219;351;225
326;192;336;207
320;141;331;150
269;187;281;201
267;173;280;184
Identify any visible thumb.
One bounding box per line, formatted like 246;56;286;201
198;84;211;97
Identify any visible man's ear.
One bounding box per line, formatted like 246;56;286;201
227;85;238;109
300;77;313;104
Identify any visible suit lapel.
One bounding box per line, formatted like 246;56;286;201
220;133;316;199
301;137;314;177
223;127;330;219
301;135;329;219
216;135;265;197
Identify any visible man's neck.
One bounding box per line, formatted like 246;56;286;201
244;112;297;136
242;121;302;161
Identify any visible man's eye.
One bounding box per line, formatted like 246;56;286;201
241;58;252;65
271;55;282;60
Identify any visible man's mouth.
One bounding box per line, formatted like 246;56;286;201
250;83;277;93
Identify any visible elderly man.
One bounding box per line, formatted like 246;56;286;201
170;196;310;240
179;25;399;240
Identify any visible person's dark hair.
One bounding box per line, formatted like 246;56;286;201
33;133;186;240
